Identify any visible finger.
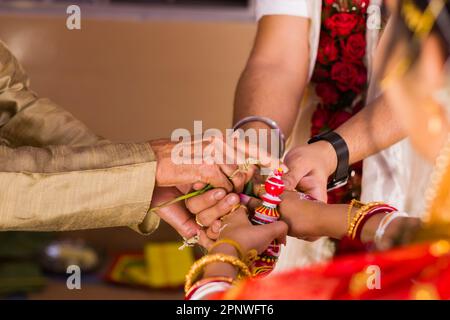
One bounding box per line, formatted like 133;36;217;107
220;206;251;226
247;197;262;212
205;220;222;240
197;230;214;250
175;184;192;194
254;221;289;251
239;193;261;211
253;183;266;197
196;193;240;227
205;165;233;192
193;182;207;191
230;172;246;193
185;188;226;214
219;164;246;192
283;165;310;191
298;176;328;203
157;203;201;240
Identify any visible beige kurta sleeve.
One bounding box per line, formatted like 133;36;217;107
0;40;160;233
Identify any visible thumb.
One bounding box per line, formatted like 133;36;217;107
283;165;309;191
156;202;201;240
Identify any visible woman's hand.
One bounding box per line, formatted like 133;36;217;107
218;207;288;255
184;189;241;241
150;187;222;249
278;190;329;241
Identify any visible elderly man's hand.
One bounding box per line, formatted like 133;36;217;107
150;139;250;193
150;187;222;249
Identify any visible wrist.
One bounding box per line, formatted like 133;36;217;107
311;140;338;177
203;244;240;279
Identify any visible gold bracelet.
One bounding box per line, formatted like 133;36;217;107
209;239;244;260
347;202;384;239
185;253;251;293
347;199;364;230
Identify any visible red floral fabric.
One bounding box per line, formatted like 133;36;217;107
311;0;369;204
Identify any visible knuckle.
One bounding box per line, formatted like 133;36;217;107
185;199;198;214
197;213;213;226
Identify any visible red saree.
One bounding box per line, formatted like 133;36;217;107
214;241;450;300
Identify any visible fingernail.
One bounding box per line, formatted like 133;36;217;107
214;189;226;200
227;194;239;205
239;193;251;205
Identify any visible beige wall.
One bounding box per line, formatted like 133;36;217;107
0;14;256;142
0;14;256;252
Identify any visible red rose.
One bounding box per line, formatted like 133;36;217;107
354;64;367;93
317;33;339;65
342;33;366;62
324;0;335;6
331;61;358;92
329;110;353;130
325;13;360;37
312;66;330;82
355;0;370;13
315;82;339;105
311;105;330;136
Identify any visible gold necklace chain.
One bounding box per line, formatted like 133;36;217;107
424;134;450;223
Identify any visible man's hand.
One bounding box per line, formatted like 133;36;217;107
150;139;248;192
150;187;221;249
283;141;337;202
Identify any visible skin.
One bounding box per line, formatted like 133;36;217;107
233;15;311;137
283;18;407;201
148;138;248;249
198;4;450;289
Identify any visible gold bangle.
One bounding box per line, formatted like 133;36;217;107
209;239;244;260
185;276;235;298
185;253;251;293
347;202;384;239
347;199;364;230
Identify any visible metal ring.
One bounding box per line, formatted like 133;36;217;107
195;215;205;228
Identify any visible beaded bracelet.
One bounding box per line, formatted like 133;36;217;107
184;253;251;293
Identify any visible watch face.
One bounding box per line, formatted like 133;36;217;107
327;178;349;191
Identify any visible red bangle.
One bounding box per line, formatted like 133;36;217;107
185;277;234;300
353;205;397;241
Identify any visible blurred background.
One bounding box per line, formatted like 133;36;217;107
0;0;257;299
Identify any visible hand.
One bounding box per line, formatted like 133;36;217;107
278;190;327;241
185;189;241;240
150;187;219;249
150;139;251;193
218;207;288;255
283;141;337;202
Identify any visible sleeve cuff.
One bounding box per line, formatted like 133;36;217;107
256;0;310;21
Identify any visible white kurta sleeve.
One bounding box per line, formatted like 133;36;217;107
255;0;322;80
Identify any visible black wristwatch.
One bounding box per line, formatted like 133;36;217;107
308;131;350;191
